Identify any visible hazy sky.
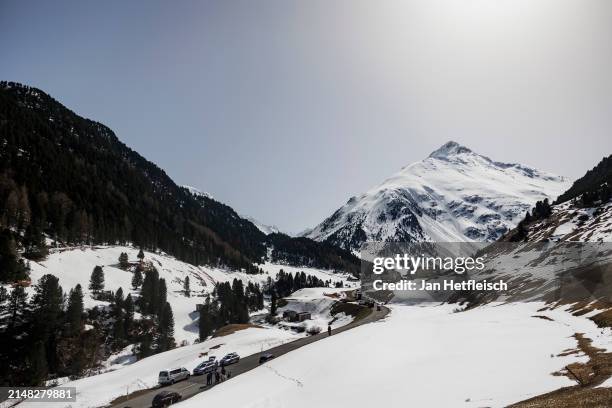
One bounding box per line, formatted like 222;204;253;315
2;0;611;233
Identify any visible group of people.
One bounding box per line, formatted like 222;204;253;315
205;366;230;386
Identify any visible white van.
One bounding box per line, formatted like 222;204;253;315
158;367;190;385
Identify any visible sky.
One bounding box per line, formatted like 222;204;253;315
2;0;612;234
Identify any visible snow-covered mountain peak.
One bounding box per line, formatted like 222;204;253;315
241;215;281;235
305;143;571;252
428;140;473;159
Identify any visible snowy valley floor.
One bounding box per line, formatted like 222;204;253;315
175;302;611;408
8;246;612;407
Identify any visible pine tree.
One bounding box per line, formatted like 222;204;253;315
231;279;249;323
157;278;167;316
137;248;145;262
89;266;105;295
17;185;31;232
157;302;175;352
131;268;143;289
137;334;153;359
28;341;48;386
118;252;129;269
0;231;30;282
139;268;159;314
114;287;124;308
65;284;84;336
198;296;218;340
4;189;19;228
123;294;134;337
30;274;64;337
112;305;125;346
23;224;48;260
7;285;28;329
0;286;7;304
183;276;190;297
29;274;64;376
257;285;264;310
270;291;278;316
68;346;87;378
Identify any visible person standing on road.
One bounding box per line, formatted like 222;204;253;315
206;371;212;385
328;324;332;336
215;369;220;384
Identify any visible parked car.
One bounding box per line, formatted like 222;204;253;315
192;360;217;375
152;391;182;407
220;352;240;366
259;353;275;364
158;367;190;385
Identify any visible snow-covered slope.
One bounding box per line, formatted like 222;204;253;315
16;283;357;408
176;302;610;408
305;141;570;252
463;201;612;304
518;201;612;242
24;246;353;345
20;326;300;408
183;185;213;199
241;215;281;235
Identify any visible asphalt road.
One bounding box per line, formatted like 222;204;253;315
110;304;389;408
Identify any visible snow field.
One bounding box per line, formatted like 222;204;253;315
176;302;608;408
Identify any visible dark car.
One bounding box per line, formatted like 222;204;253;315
220;352;240;366
152;391;182;407
259;353;275;364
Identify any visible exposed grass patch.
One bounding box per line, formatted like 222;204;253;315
212;323;263;338
557;348;580;357
509;333;612;407
532;315;554;321
330;302;371;322
567;300;611;316
590;309;612;329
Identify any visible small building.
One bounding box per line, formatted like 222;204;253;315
283;310;298;321
296;312;311;322
282;310;311;322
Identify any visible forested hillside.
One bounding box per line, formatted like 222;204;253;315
504;154;612;243
555;154;612;206
0;82;360;281
268;233;360;276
